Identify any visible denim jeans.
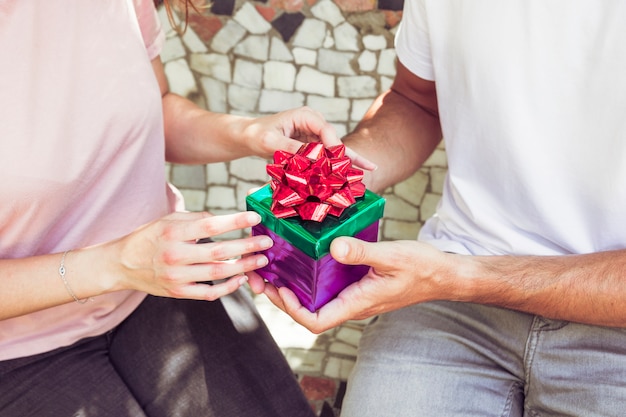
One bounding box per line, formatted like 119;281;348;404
341;301;626;417
0;291;314;417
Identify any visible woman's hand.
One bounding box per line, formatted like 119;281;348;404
239;107;378;171
106;211;273;301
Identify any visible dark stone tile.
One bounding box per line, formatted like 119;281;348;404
211;0;235;16
272;11;306;42
378;0;404;11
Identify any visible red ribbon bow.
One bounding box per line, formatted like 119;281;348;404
267;143;365;222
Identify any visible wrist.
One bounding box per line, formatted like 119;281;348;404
446;253;486;303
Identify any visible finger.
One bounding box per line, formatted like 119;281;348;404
175;275;248;301
344;146;378;171
195;235;273;263
262;283;287;311
177;211;262;242
330;236;375;266
196;254;269;282
164;253;270;286
246;270;267;294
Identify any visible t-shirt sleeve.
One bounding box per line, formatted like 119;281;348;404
134;0;165;60
394;0;435;81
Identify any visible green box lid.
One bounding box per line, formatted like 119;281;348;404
246;184;385;259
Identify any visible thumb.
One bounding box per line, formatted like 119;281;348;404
330;236;373;266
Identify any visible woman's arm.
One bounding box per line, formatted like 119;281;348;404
0;211;272;320
152;58;348;165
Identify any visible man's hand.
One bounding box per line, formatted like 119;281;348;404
248;237;458;333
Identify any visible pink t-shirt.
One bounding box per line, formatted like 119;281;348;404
0;0;178;360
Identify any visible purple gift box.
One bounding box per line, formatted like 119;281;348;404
246;185;385;312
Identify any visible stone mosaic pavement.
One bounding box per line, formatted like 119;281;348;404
157;2;447;414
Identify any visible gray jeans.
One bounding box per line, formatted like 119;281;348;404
341;301;626;417
0;291;314;417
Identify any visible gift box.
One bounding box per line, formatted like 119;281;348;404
246;143;385;312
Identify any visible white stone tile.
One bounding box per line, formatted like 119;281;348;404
158;6;181;37
324;356;354;380
200;77;228;113
270;36;294;62
420;192;442;222
263;61;296;91
295;67;335;97
318;49;356;75
164;58;197;98
381;75;394;92
190;53;231;83
233;59;263;89
377;48;397;76
350;98;373;121
211;20;246;54
311;0;345;27
228;84;260;112
307;96;350;122
259;90;305;113
230;157;268;182
329;341;358;357
161;36;186;63
357;50;377;72
323;32;335;49
430;167;447;195
213;227;245;241
181;27;208;53
362;34;387;51
423;148;448;167
384;194;420;221
335;326;362;346
234;35;270;61
382;219;422;241
293;19;328;49
179;189;207;212
337;75;377;98
394;170;429;206
206;185;237;209
233;2;272;35
285;349;326;373
331;122;348;138
334;22;359;51
293;47;317;66
206;162;230;185
254;296;319;349
164;164;172;182
236;180;267;211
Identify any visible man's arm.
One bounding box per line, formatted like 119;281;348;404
342;60;443;193
255;61;626;333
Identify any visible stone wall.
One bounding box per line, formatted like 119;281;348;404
159;0;447;241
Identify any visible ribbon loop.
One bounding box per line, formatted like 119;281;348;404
266;144;365;222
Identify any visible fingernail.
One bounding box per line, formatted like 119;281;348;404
238;276;248;286
247;212;261;224
257;256;269;267
259;237;273;249
333;240;349;258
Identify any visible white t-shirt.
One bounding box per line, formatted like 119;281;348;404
0;0;179;360
396;1;626;256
